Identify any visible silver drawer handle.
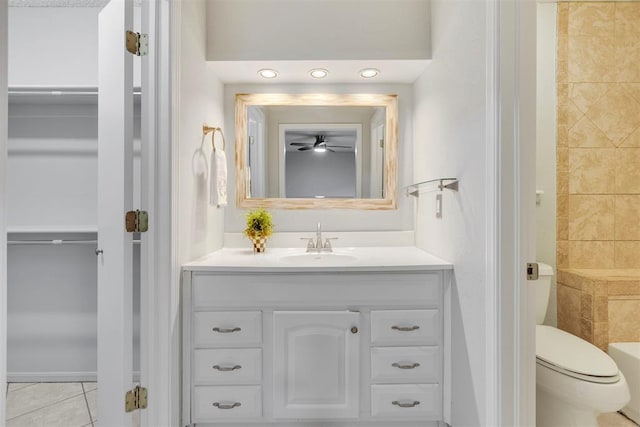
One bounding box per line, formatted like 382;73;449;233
391;325;420;332
392;362;421;370
392;400;420;408
213;364;242;372
213;402;241;410
212;327;241;333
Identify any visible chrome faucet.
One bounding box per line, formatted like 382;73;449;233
301;222;337;252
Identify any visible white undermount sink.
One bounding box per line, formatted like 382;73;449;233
279;252;359;266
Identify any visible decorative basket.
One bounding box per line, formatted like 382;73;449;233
250;236;267;253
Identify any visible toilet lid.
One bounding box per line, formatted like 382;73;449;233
536;325;619;383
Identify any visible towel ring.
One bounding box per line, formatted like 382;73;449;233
203;124;226;152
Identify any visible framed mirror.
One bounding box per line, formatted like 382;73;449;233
235;93;398;209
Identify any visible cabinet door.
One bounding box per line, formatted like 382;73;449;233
273;311;360;419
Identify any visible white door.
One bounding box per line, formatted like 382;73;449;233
97;1;135;425
273;311;360;419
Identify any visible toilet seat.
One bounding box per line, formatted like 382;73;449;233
536;325;619;384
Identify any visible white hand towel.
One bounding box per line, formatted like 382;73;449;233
210;148;228;207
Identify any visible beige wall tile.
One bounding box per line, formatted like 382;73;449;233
569;241;614;268
569;149;615;194
558;170;569;195
569;3;614;36
620;126;640;148
581;292;593;320
558;103;568;127
608;299;640;342
615;242;640;268
615;148;640;194
568;101;583;129
608;280;640;296
593;321;608;351
568;195;614;240
557;216;569;241
569;83;610;114
615;3;640;36
585;85;640;145
615;36;640;82
569;116;613;148
558;194;569;216
594;280;608;296
580;317;594;342
558;240;569;268
557;283;582;337
568;36;616;82
558;3;569;36
557;147;569;172
615;196;640;240
627;83;640;104
558;125;569;147
594;295;608;322
558;83;569;102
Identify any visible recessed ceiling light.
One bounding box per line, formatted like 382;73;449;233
258;69;278;79
309;68;329;79
359;68;380;78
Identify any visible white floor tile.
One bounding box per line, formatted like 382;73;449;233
7;383;35;393
599;412;639;427
82;382;97;392
85;389;97;422
6;394;91;427
6;382;84;420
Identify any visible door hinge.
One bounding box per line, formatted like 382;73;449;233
126;30;148;56
125;385;148;412
125;210;149;233
527;262;539;280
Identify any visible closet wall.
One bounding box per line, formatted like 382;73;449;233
7;6;141;381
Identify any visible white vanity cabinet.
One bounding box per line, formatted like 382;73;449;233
182;262;451;427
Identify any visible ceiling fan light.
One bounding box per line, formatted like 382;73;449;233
359;68;379;78
309;68;329;79
258;69;278;79
314;147;327;153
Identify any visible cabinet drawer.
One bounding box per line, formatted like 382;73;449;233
193;385;262;420
193;311;262;347
371;347;440;383
193;348;262;385
371;384;441;419
371;310;439;346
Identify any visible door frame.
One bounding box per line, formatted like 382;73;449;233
0;0;8;423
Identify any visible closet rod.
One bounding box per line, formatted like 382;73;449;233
8;240;142;245
8;87;142;96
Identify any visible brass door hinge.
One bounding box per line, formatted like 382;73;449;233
126;30;148;56
125;385;148;412
125;210;148;233
527;262;539;280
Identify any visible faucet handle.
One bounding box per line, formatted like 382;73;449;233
323;237;338;251
300;237;315;251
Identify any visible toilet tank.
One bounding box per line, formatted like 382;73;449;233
534;263;554;325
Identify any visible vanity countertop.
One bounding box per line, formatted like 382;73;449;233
183;246;453;273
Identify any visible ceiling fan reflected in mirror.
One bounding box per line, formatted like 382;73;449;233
289;135;351;153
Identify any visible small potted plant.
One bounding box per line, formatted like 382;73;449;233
244;208;274;253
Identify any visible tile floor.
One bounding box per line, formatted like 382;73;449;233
599;412;640;427
4;382;639;427
6;382;97;427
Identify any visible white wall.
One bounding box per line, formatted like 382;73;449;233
285;152;356;198
412;1;487;425
206;0;430;61
224;83;414;233
176;0;225;264
537;3;557;326
1;0;8;420
8;7;141;87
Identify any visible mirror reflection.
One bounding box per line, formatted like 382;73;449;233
246;105;386;199
236;93;398;210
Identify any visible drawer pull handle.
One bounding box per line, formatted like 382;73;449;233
392;362;421;370
212;364;242;372
212;327;241;333
391;325;420;332
213;402;241;410
392;400;420;408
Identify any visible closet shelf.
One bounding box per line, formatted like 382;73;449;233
8;86;141;105
7;226;98;234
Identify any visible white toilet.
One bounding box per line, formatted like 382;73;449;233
534;263;630;427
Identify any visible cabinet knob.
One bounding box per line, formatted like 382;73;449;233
351;326;358;334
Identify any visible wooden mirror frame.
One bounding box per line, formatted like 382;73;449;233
235;93;398;210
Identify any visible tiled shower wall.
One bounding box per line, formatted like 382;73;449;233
557;2;640;269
